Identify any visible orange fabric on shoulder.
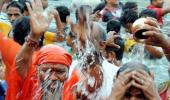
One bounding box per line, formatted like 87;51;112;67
63;69;79;100
0;32;22;100
0;32;21;79
5;44;72;100
5;51;40;100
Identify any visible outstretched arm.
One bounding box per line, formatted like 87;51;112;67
139;17;170;62
144;45;163;59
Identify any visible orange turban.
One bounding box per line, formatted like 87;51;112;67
35;44;72;67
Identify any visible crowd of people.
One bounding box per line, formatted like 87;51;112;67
0;0;170;100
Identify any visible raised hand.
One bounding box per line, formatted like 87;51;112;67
26;0;53;39
106;31;120;49
132;70;161;100
137;17;166;47
109;69;133;100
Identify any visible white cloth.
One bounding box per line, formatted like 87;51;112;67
100;60;119;98
0;12;10;24
68;60;78;78
68;59;119;99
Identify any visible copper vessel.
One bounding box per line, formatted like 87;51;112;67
132;18;149;39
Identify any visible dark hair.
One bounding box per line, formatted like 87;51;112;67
39;34;44;47
7;1;24;13
116;61;150;77
105;37;124;61
106;19;121;34
92;22;107;42
120;9;138;27
18;0;31;12
139;9;157;19
12;16;30;45
68;31;76;39
123;1;137;10
56;6;70;23
93;2;105;14
102;11;113;22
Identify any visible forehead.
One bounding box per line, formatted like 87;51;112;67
7;7;21;13
39;63;68;70
124;87;145;98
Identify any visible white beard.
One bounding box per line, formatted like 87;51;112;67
41;80;63;100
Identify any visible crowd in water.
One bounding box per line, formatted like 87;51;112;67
0;0;170;100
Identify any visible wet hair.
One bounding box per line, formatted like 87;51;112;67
120;9;138;27
105;37;124;61
7;1;24;13
75;5;92;22
139;9;157;19
93;2;105;14
12;16;30;45
106;19;121;34
56;6;70;23
116;62;151;77
123;1;137;10
116;62;150;99
92;22;107;42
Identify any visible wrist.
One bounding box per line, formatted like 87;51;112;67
25;35;40;49
160;36;170;49
29;33;41;40
149;92;161;100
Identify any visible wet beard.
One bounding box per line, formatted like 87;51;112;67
41;80;63;100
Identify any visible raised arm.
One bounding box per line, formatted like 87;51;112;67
140;17;170;62
144;45;163;59
16;0;52;79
